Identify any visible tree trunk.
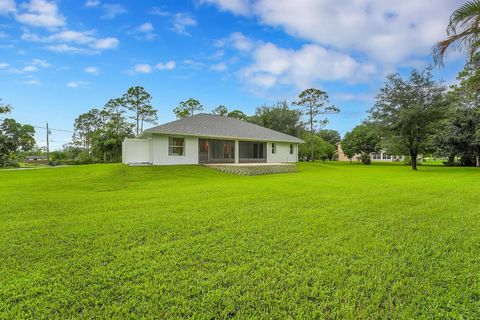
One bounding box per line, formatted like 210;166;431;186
476;154;480;167
447;153;455;166
136;112;140;136
410;152;417;170
310;110;314;162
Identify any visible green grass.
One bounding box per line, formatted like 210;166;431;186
1;162;480;319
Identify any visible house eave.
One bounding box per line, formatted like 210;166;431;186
140;131;303;144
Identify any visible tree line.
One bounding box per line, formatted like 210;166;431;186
341;0;480;170
71;86;157;162
341;65;480;170
0;99;35;167
171;89;341;162
61;87;341;163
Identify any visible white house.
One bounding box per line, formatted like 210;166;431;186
122;113;304;165
337;143;405;162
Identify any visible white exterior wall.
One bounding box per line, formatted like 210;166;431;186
371;151;405;162
266;142;298;163
151;134;198;165
122;138;151;164
123;135;300;165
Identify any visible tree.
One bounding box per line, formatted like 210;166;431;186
212;105;228;116
434;65;480;166
72;102;134;162
369;68;447;170
173;98;203;118
298;134;332;161
249;101;303;137
317;129;341;146
433;1;480;66
340;136;357;163
227;109;247;120
138;105;158;132
122;86;154;136
90;111;134;162
0;98;11;114
293;88;339;161
341;124;381;165
73;109;103;155
0;103;35;167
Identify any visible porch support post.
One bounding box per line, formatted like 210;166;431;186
235;140;239;163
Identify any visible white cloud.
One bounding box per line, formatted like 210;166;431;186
156;60;175;70
22;65;38;72
85;0;101;7
101;4;126;19
240;42;376;89
32;58;51;67
182;59;205;69
211;62;227;72
130;61;175;74
84;1;126;19
230;32;253;51
23;30;119;53
84;66;99;75
66;80;89;88
138;22;153;33
45;30;96;44
23;78;42;85
45;44;97;54
201;0;463;65
134;22;156;40
0;0;16;15
133;64;152;74
150;7;170;16
0;63;9;69
15;0;66;29
91;37;119;49
172;13;197;35
199;0;251;16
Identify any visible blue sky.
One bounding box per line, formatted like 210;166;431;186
0;0;467;149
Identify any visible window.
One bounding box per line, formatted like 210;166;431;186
272;143;277;154
169;137;185;156
290;144;294;154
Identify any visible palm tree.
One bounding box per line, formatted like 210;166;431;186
434;0;480;66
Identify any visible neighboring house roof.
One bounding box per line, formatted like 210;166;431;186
141;113;304;143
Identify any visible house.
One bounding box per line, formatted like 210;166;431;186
122;113;304;165
337;143;405;162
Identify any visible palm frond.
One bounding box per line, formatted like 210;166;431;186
448;0;480;33
433;27;479;65
434;1;480;66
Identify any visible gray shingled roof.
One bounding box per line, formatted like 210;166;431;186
142;113;304;143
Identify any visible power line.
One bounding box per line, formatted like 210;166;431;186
0;118;74;133
33;125;74;133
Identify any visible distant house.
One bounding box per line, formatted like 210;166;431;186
337;144;405;162
122;113;304;165
25;155;49;165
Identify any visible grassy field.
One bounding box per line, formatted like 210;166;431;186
1;162;480;318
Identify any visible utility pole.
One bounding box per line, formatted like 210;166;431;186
46;122;50;161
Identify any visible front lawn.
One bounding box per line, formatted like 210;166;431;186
1;163;479;318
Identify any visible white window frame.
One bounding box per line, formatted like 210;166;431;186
168;137;185;156
290;144;294;154
272;143;277;154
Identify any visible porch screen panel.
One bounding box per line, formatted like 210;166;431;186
210;140;234;161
